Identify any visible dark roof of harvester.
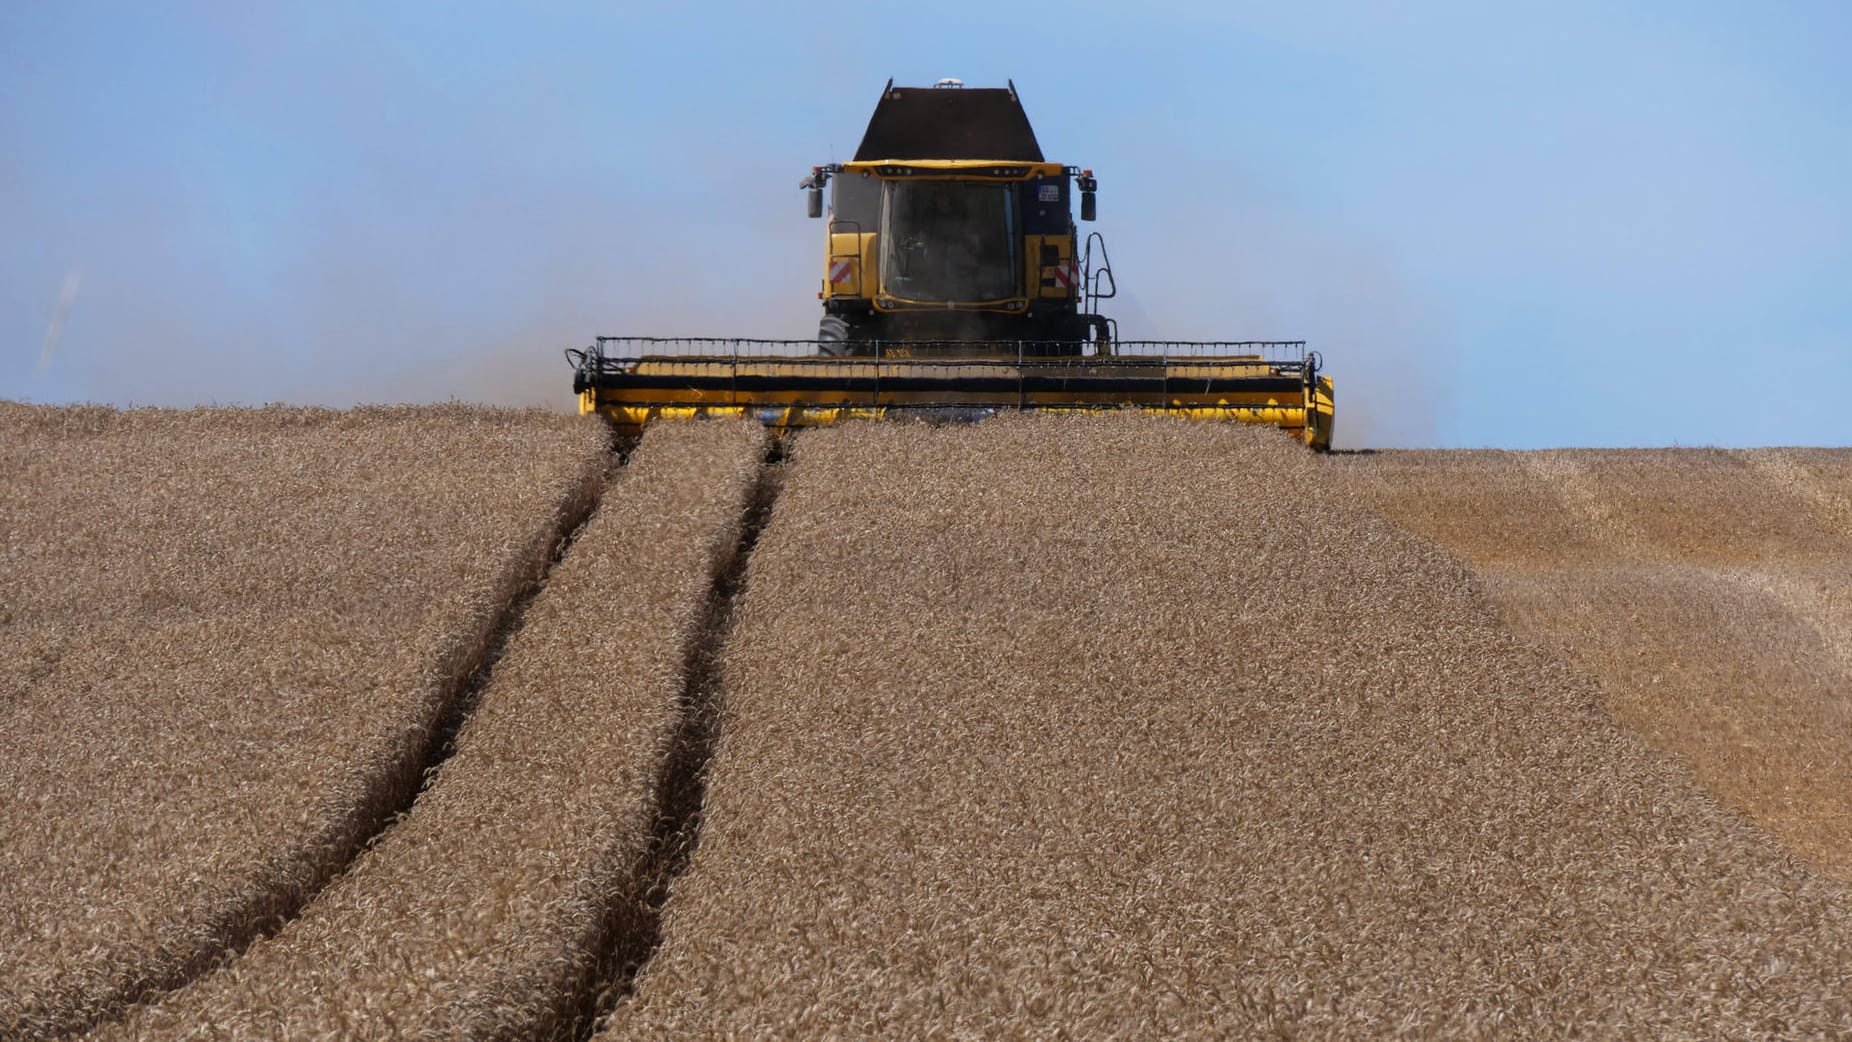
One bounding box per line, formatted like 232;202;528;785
853;80;1045;162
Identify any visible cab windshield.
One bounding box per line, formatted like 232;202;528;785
880;180;1017;303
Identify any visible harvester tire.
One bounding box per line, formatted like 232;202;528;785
818;315;855;356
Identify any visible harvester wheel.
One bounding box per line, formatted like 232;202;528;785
818;314;872;357
818;315;853;356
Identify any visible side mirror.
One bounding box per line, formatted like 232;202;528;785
807;186;823;219
1076;169;1099;222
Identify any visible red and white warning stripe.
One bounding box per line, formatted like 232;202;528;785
1050;265;1074;290
828;260;854;285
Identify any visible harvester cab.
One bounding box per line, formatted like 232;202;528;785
569;79;1335;449
799;79;1111;354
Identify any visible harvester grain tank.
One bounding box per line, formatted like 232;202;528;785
570;79;1335;448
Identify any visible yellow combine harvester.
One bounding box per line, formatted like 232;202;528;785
570;79;1334;449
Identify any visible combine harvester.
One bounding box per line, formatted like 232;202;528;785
569;79;1334;449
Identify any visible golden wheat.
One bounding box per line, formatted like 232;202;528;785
10;403;1851;1039
88;417;766;1042
1335;447;1852;878
602;415;1852;1039
0;404;608;1039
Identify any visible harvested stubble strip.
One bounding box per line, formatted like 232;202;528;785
1335;447;1852;568
605;414;1852;1040
0;405;608;1040
1334;448;1852;878
93;418;767;1042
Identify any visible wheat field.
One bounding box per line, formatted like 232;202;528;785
1334;447;1852;879
603;416;1852;1039
92;418;766;1041
6;405;1851;1039
0;405;608;1038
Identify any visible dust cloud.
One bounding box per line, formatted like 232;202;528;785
24;187;820;414
1105;195;1455;449
13;67;1443;447
23;172;1446;447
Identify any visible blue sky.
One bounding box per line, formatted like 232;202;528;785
3;2;1847;447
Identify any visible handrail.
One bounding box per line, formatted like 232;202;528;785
569;337;1315;399
583;336;1306;364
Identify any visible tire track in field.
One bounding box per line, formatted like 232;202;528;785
581;439;787;1038
411;458;616;810
67;445;616;1040
85;421;769;1042
601;417;1852;1038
